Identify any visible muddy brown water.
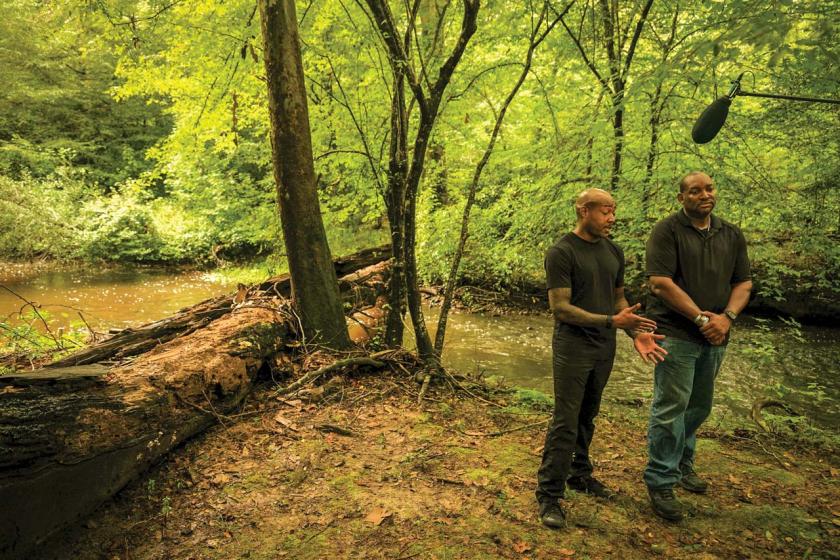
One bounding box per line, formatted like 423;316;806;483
2;264;839;429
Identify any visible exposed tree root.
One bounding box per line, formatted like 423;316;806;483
751;397;801;432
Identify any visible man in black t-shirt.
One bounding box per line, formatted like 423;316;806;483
536;188;667;529
643;172;752;522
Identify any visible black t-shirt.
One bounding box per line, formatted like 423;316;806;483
545;232;625;346
645;211;751;345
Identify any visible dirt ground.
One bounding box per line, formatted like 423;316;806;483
37;368;840;560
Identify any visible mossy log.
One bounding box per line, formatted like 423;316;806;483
0;250;391;559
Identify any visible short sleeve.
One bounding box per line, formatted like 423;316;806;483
731;227;751;283
646;221;677;278
545;245;572;290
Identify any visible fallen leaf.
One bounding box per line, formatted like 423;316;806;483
728;474;742;485
365;507;392;526
274;412;298;431
512;540;531;554
559;549;575;557
211;473;231;486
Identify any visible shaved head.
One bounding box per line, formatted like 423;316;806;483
575;188;615;218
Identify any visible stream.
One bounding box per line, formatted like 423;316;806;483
2;263;838;429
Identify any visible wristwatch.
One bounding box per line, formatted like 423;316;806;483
724;310;738;322
605;315;613;329
693;314;710;327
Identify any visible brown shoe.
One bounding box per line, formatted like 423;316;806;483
648;487;685;521
678;468;709;494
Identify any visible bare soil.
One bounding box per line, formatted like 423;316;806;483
36;368;840;560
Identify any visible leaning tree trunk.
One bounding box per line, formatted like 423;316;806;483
259;0;350;349
0;250;390;559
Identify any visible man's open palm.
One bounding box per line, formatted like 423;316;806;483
634;332;668;364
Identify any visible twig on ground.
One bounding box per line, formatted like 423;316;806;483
316;423;356;437
275;356;384;396
750;397;800;432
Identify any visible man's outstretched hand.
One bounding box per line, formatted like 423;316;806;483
634;332;668;364
612;303;657;331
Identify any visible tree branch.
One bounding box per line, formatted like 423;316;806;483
558;4;611;91
622;0;655;79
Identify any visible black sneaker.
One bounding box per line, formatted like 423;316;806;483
567;476;616;499
648;487;685;521
678;468;709;494
538;499;567;529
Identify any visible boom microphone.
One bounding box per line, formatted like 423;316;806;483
692;71;840;144
691;96;731;144
692;73;744;144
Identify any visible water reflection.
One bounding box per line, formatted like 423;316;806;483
0;265;232;330
417;306;840;429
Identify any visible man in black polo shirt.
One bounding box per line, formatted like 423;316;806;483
644;171;752;521
537;188;667;529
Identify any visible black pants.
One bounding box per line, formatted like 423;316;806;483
536;333;616;503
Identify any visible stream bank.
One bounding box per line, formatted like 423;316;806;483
34;367;840;560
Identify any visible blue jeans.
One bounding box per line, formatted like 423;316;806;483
644;337;726;490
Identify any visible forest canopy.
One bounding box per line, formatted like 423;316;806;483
1;0;838;302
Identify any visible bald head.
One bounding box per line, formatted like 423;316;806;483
575;188;615;219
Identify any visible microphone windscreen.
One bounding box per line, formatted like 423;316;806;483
691;97;731;144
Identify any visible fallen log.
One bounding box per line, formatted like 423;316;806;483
0;251;391;559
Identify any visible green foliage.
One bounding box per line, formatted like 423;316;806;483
0;309;89;365
510;388;554;412
0;174;83;259
0;0;837;315
77;193;166;262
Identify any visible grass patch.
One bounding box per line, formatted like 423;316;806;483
508;387;553;413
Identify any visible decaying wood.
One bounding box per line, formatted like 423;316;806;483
0;306;290;558
750;397;800;432
0;248;391;559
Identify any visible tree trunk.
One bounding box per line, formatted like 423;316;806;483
384;71;409;347
0;307;289;559
610;86;625;191
259;0;350;349
642;82;663;220
404;117;438;363
362;0;479;365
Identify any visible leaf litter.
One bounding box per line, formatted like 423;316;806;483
32;366;840;559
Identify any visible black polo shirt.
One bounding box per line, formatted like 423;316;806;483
545;232;625;346
645;211;751;345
